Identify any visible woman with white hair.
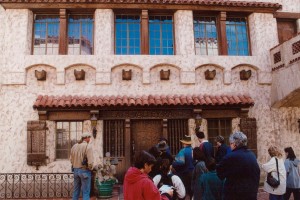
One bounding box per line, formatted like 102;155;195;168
216;131;260;200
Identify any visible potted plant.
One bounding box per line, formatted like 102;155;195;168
96;152;118;199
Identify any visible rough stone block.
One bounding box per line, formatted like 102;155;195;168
96;72;111;84
181;71;195;84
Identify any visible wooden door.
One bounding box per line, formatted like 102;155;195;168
240;118;257;156
277;20;297;43
131;120;163;163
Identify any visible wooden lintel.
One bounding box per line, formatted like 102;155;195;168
48;111;90;120
274;12;300;19
202;109;239;118
0;3;279;13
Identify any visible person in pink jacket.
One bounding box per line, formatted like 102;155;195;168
123;150;173;200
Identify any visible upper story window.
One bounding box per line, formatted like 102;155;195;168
68;15;94;55
33;15;60;55
33;12;94;55
149;15;174;55
276;19;297;44
56;121;83;159
226;17;249;56
115;15;141;55
194;16;218;55
193;12;250;56
114;11;174;55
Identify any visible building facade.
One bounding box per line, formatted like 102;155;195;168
0;0;299;187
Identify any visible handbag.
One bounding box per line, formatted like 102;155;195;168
81;144;88;166
266;158;280;188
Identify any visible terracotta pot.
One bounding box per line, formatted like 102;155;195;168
74;69;85;80
204;69;216;80
35;70;47;81
122;69;132;80
240;70;252;80
160;69;170;80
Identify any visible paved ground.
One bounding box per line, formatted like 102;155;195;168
21;186;295;200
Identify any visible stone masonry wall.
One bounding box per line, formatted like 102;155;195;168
0;2;299;173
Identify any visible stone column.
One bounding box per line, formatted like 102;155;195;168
4;9;33;56
94;9;114;55
174;10;195;55
297;19;300;33
248;13;278;69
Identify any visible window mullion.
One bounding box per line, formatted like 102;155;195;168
141;10;149;54
59;9;67;55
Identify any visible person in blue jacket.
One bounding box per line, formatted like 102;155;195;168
195;128;214;159
172;135;194;199
216;131;260;200
215;135;231;164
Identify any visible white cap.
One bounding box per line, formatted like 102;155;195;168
81;132;92;138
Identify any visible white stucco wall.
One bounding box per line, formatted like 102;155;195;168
0;4;299;174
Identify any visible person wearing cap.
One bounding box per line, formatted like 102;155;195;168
215;135;231;164
195;128;214;159
172;135;194;199
70;132;94;200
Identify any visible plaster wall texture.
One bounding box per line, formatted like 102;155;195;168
0;7;299;173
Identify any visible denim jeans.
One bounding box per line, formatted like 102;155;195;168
284;188;300;200
72;168;91;200
269;193;284;200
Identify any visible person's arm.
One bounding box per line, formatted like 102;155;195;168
172;175;186;199
284;159;290;174
142;180;173;200
262;157;276;173
86;145;94;170
153;175;161;187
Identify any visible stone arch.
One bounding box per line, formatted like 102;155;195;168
64;63;96;85
25;64;56;71
150;63;181;71
25;64;57;85
65;63;96;70
231;64;259;71
111;63;143;71
195;63;225;71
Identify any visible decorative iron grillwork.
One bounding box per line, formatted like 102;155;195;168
292;40;300;55
273;51;281;64
0;173;73;199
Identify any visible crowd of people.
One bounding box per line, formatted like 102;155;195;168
69;130;300;200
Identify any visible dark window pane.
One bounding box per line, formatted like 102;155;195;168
56;121;83;159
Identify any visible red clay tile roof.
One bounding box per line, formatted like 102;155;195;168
0;0;282;9
33;94;254;109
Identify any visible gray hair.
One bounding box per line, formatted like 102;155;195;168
229;131;247;147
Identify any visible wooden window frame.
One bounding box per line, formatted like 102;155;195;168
32;9;95;55
193;11;251;56
114;9;175;55
207;118;232;145
55;121;83;160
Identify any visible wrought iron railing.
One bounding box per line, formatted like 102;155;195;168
0;173;73;199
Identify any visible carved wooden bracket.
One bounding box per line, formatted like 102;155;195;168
122;69;132;80
204;69;216;80
160;69;170;80
240;70;252;80
35;70;47;81
74;69;85;80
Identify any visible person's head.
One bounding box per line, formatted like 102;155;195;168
134;150;157;174
215;135;225;147
268;146;282;158
156;140;169;152
180;135;192;147
284;147;296;161
81;132;92;143
193;147;207;162
160;159;171;175
229;131;247;150
205;158;216;171
149;146;161;158
195;128;205;142
159;137;168;144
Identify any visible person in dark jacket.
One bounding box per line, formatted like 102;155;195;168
215;135;230;164
216;131;260;200
195;128;214;159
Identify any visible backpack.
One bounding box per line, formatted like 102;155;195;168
158;174;178;200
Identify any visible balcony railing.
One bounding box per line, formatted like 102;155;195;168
270;33;300;71
0;173;73;199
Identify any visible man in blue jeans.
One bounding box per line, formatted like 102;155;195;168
70;132;94;200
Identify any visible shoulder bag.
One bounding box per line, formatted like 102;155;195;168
266;158;280;188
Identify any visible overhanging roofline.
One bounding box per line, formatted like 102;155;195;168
0;0;282;13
